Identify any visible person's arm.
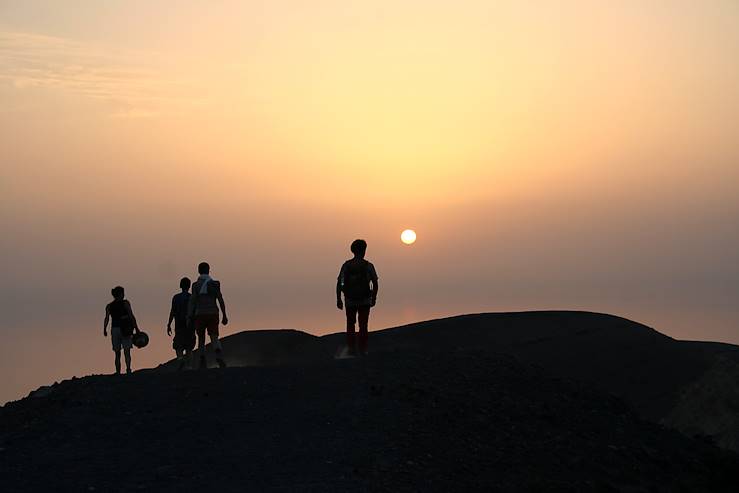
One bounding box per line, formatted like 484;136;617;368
336;265;344;310
167;296;176;336
217;285;228;325
369;264;379;307
103;305;110;337
187;289;196;327
125;301;140;333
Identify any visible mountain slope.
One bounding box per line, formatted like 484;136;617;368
175;311;738;425
4;311;739;491
2;349;738;492
341;311;739;421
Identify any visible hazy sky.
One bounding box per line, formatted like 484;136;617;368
2;0;739;404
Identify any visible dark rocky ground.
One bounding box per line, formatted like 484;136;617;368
2;348;739;492
159;311;739;449
3;311;739;492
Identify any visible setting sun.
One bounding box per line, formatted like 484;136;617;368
401;229;417;245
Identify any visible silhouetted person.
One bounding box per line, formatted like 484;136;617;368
188;262;228;369
336;239;378;356
103;286;140;374
168;277;195;370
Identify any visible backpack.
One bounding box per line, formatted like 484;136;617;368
109;300;134;336
342;260;371;300
191;280;220;316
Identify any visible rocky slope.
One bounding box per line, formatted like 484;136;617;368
3;311;738;491
163;311;739;445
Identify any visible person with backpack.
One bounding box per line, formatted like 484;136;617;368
336;239;379;357
103;286;140;374
167;277;195;370
188;262;228;369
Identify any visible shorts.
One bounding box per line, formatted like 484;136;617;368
111;326;133;351
194;314;220;339
173;319;196;351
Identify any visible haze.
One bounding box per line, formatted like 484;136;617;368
2;0;738;404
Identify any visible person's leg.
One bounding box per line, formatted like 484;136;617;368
123;347;132;373
211;333;226;367
345;306;358;355
111;327;122;374
197;326;207;352
174;321;188;366
358;306;370;355
185;330;195;369
114;350;122;374
208;315;226;368
175;348;186;370
195;318;207;368
122;336;133;373
173;329;182;359
209;332;222;352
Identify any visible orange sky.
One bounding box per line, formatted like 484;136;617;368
2;0;739;404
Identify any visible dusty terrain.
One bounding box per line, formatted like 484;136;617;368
2;311;738;492
164;311;739;442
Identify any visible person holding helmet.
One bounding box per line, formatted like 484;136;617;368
188;262;229;369
336;239;379;357
103;286;140;374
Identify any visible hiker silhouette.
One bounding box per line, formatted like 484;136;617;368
336;239;379;356
103;286;140;374
188;262;229;368
168;277;195;370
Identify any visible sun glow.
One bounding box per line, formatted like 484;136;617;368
401;229;417;245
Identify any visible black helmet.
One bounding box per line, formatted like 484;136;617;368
132;331;149;349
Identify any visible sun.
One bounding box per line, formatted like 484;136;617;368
401;229;417;245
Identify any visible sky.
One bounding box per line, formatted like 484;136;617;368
1;0;738;404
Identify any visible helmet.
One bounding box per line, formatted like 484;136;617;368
132;331;149;348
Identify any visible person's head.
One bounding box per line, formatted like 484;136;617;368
350;239;367;258
111;286;125;300
180;277;191;291
198;262;210;275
